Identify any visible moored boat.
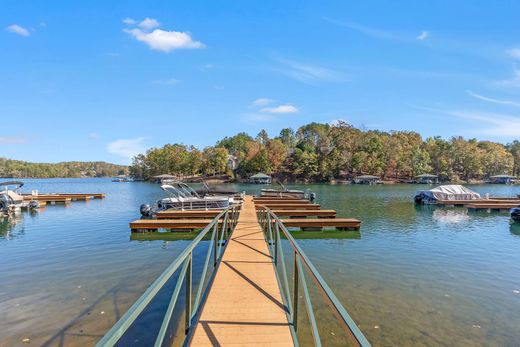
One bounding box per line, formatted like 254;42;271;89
260;183;316;201
140;181;238;217
0;181;39;216
414;184;480;205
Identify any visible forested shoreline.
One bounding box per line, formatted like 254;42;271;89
129;122;520;183
0;158;127;178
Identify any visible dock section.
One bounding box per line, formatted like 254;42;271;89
188;196;294;346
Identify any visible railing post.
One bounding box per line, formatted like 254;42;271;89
213;223;218;266
293;251;299;331
274;222;279;265
267;213;273;246
185;254;192;334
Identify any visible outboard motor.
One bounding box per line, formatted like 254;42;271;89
140;204;154;218
309;192;316;202
511;207;520;222
28;200;39;209
0;194;12;216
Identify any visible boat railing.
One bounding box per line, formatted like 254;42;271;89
96;204;241;347
256;206;371;347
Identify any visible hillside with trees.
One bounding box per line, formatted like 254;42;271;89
129;121;519;183
0;158;128;178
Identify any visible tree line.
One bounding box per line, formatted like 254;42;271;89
0;158;128;178
130;121;520;182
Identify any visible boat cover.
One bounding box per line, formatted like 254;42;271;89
419;185;480;201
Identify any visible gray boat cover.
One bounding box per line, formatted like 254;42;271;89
419;185;480;201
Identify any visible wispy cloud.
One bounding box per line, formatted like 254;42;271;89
122;18;136;25
449;111;520;137
496;68;520;88
323;17;401;40
466;90;520;107
261;105;299;114
0;136;27;144
107;137;146;159
243;113;276;122
252;98;274;106
153;78;180;85
416;31;429;41
324;16;430;44
198;63;215;71
273;58;344;84
123;18;204;53
6;24;30;37
507;48;520;60
406;103;520;138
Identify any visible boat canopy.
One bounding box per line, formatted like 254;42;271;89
418;184;480;201
0;181;24;189
415;174;438;178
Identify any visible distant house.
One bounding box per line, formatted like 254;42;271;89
227;155;237;171
488;175;517;184
152;174;176;183
249;173;272;184
415;174;439;184
352;175;382;185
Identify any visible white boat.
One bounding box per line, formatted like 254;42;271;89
414;184;480;205
260;183;315;201
0;181;39;216
140;181;237;217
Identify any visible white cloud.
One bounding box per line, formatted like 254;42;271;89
274;58;343;84
507;48;520;60
138;18;160;30
124;27;204;52
466;90;520;107
261;105;299;114
107;137;146;159
6;24;30;37
122;18;136;25
416;31;429;41
0;136;27;144
252;98;274;106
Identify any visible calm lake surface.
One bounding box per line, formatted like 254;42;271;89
1;179;519;346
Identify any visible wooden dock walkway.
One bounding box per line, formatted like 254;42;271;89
189;196;294;346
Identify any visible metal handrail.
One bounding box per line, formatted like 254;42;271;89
96;204;241;347
257;206;371;347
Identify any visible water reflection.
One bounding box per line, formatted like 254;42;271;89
0;215;24;239
510;222;520;237
431;208;469;225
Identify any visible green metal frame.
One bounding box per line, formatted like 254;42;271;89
257;207;372;347
96;205;240;347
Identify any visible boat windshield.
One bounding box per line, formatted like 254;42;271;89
161;184;185;198
0;181;24;192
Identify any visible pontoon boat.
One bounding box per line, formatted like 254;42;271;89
0;181;39;216
414;184;480;205
140;181;238;217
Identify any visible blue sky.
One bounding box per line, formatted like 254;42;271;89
2;1;520;164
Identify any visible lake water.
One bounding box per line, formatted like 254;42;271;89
1;179;519;346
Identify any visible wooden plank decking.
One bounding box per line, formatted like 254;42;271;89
156;210;223;219
189;196;294;346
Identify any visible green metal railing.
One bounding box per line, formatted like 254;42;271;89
257;207;371;347
96;205;240;347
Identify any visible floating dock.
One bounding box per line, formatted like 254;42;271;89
254;203;321;210
132;195;360;233
467;203;518;211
